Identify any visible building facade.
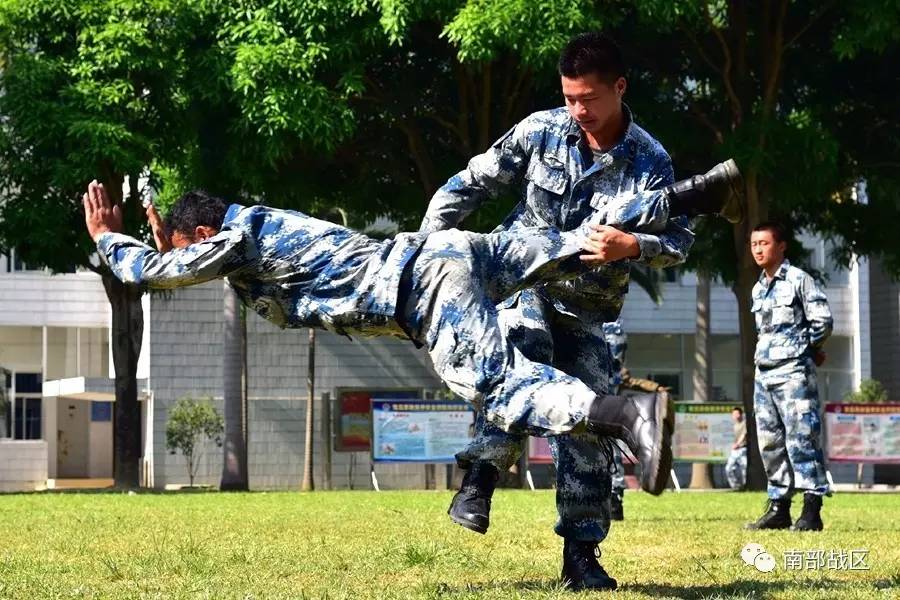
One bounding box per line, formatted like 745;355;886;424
1;231;896;491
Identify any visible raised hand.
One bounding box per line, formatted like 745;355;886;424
146;203;172;253
82;180;123;242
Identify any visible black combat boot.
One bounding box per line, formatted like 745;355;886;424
790;494;824;531
585;391;674;496
447;461;499;534
745;497;793;530
665;159;745;223
610;490;624;521
561;539;618;591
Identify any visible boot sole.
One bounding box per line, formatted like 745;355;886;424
744;522;791;530
643;391;673;496
790;524;824;531
563;578;618;592
448;511;488;534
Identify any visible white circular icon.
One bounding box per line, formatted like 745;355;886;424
754;552;777;573
741;542;765;566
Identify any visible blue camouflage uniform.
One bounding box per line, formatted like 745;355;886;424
602;320;628;494
752;259;833;499
97;197;672;441
421;105;693;541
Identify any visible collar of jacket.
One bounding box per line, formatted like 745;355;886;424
223;203;245;226
564;103;638;163
759;258;791;285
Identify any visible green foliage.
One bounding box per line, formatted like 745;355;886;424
165;396;224;486
844;379;890;404
0;0;896;280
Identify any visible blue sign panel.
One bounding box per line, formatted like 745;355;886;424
371;400;473;464
91;401;113;422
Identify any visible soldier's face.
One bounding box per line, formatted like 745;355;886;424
750;230;785;270
171;226;219;249
561;73;625;138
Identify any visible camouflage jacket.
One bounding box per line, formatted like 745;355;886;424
420;105;694;323
97;204;425;338
752;259;833;368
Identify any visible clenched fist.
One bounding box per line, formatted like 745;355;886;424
579;224;641;265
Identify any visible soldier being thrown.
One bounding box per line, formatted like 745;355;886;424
83;161;740;497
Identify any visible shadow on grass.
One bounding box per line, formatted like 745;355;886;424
428;576;878;598
626;577;861;598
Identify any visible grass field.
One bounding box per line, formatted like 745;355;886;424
0;489;898;599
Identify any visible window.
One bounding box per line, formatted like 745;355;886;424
3;249;39;273
13;398;42;440
5;372;42;440
646;372;682;399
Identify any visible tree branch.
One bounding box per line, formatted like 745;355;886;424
685;95;725;144
784;1;835;51
477;61;492;150
762;0;788;115
681;24;722;76
703;4;743;127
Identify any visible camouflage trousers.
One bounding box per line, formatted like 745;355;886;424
453;289;618;542
400;228;605;439
725;447;747;489
754;356;830;499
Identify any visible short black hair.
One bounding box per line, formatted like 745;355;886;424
732;407;743;415
558;32;625;82
165;190;229;235
752;221;788;243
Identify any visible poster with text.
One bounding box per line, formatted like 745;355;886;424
371;400;474;463
825;403;900;463
334;389;420;452
673;403;738;463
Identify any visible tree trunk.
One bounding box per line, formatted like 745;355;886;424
102;274;143;489
690;274;715;489
301;328;315;491
221;281;249;491
732;174;767;490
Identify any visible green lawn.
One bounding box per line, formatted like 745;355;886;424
0;489;897;599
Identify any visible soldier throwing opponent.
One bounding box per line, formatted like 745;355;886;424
83;162;739;504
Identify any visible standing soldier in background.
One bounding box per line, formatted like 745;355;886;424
726;407;748;490
745;222;833;531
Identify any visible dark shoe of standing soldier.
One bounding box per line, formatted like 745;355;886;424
447;461;499;534
586;391;673;496
561;539;618;591
665;159;745;224
610;490;624;521
745;497;793;530
790;493;824;531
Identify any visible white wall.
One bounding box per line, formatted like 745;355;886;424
0;440;48;492
148;282;444;490
0;272;109;328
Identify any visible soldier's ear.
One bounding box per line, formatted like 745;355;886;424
194;225;218;242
